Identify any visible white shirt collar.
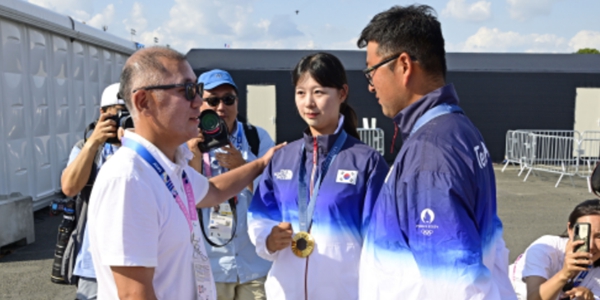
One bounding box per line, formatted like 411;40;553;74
123;130;193;175
334;115;345;134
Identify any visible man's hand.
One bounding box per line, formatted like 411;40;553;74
215;143;246;170
187;129;205;156
187;129;204;173
88;112;117;147
266;222;293;253
563;286;594;300
256;143;287;170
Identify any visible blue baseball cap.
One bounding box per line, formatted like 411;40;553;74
198;69;237;91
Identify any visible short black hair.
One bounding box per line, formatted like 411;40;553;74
357;5;446;78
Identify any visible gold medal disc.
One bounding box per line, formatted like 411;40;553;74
291;231;315;258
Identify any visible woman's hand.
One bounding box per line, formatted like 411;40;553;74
266;222;293;253
559;239;593;281
562;286;594;300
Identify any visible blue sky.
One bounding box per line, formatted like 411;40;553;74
27;0;600;54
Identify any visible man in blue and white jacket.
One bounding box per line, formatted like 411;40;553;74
189;69;275;300
356;5;517;300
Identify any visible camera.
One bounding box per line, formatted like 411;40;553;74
105;109;133;144
49;198;76;284
198;110;229;152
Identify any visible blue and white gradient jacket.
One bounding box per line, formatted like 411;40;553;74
248;120;389;300
359;84;516;300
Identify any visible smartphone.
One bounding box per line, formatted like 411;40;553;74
573;222;591;253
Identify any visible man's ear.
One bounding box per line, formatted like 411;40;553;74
396;52;414;87
133;90;149;115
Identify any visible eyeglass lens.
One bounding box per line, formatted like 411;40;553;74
206;95;236;106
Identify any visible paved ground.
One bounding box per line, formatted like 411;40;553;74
0;163;595;299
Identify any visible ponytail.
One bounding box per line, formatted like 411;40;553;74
340;102;360;139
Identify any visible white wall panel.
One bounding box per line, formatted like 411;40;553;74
71;41;86;135
52;35;71;175
1;20;33;199
28;28;55;199
87;45;100;121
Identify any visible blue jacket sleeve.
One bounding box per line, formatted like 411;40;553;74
247;159;282;261
360;153;389;239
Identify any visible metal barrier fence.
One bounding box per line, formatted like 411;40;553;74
357;128;385;156
503;130;600;187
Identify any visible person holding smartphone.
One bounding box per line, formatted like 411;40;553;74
510;199;600;300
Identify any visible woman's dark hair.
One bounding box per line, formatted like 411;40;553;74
568;199;600;229
559;199;600;238
291;52;360;139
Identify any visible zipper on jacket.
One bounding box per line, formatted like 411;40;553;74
305;137;317;300
304;254;310;300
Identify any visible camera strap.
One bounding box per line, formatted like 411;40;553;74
198;152;238;248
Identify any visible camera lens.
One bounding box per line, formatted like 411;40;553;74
200;112;221;134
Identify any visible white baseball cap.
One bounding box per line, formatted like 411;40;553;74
101;83;126;108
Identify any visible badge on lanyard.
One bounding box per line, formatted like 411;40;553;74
208;200;235;240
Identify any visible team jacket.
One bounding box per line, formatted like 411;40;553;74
248;129;389;300
359;84;517;300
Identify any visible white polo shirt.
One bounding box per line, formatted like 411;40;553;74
88;131;214;300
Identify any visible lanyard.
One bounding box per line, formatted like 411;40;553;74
572;270;589;288
231;121;243;151
122;138;197;233
101;143;116;165
297;130;347;232
410;103;463;137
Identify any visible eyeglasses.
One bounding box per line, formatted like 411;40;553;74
204;95;237;107
132;82;204;101
363;54;401;86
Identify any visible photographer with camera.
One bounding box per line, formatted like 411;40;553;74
58;82;127;300
186;69;274;300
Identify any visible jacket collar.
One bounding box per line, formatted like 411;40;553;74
392;84;460;142
302;115;345;156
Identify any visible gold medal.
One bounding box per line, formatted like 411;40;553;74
291;231;315;258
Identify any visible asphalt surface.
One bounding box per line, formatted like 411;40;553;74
0;164;595;299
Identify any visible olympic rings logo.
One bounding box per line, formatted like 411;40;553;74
421;229;434;236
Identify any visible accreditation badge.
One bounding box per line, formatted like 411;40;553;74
208;202;234;240
191;230;214;300
291;231;315;258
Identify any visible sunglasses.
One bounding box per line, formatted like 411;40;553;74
205;94;237;107
132;82;204;101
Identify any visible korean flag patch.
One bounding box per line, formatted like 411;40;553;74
336;170;358;185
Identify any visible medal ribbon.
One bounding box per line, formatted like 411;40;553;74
123;138;197;233
297;130;347;232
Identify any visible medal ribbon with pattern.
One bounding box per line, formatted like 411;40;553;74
294;130;347;257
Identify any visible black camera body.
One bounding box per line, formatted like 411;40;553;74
105;109;133;144
198;110;229;153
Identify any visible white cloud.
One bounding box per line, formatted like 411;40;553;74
460;27;567;52
123;2;147;33
507;0;563;21
87;4;114;30
442;0;492;22
569;30;600;51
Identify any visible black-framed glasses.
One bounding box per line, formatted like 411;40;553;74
132;82;204;101
363;54;401;86
205;94;237;107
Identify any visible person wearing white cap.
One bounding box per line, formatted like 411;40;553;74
59;82;127;300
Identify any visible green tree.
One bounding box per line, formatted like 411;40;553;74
576;48;600;54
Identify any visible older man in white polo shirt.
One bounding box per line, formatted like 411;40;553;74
87;47;282;300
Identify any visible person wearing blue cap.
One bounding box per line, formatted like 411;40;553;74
188;69;275;300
